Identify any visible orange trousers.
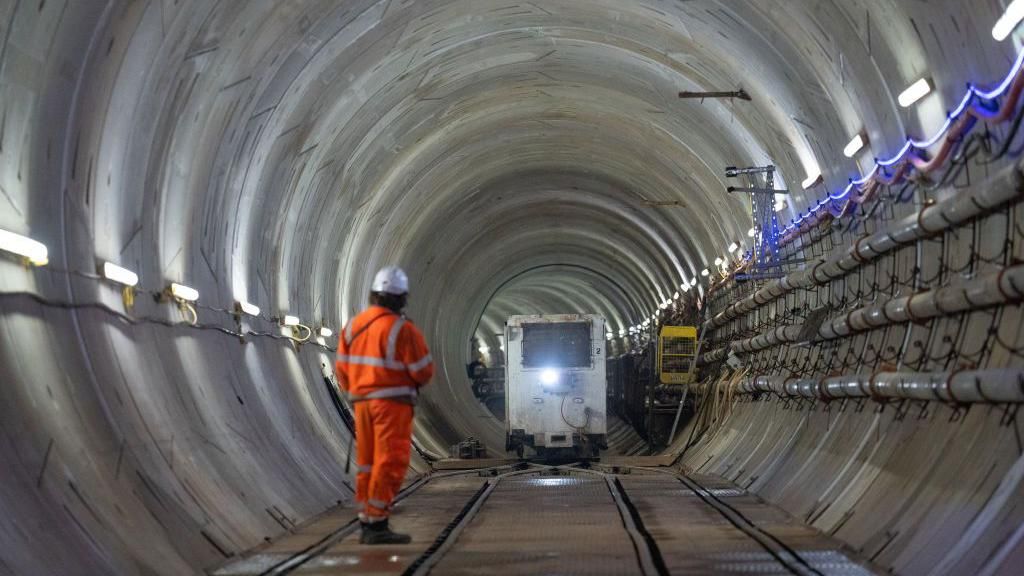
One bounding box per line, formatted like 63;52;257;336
354;398;414;519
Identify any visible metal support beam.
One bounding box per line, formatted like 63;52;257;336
678;89;751;101
727;186;789;195
724;164;784;270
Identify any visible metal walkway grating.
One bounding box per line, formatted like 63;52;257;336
427;475;642;575
212;466;876;575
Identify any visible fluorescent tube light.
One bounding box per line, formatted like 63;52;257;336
843;133;865;157
170;283;199;302
801;172;822;190
993;0;1024;41
102;262;138;287
774;194;787;212
0;229;48;266
898;78;932;108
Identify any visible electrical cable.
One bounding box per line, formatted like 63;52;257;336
4;259;338;352
289;323;313;343
0;291;336;351
177;300;198;326
25;262;330;332
560;393;590;433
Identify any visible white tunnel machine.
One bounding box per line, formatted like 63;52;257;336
504;314;607;458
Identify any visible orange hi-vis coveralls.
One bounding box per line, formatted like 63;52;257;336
335;305;434;521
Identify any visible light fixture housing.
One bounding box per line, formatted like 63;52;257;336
993;0;1024;41
701;268;710;277
0;229;48;266
102;262;138;287
673;291;680;300
843;133;865;158
714;257;724;266
898;77;932;108
728;242;739;253
319;327;333;338
282;315;300;326
747;227;756;237
170;282;199;302
238;300;260;316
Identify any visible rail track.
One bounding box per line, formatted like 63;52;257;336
214;462;873;576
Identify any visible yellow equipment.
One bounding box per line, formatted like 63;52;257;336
658;326;697;384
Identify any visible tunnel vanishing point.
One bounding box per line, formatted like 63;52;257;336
2;1;1024;575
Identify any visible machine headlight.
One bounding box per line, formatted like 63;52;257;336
540;369;560;386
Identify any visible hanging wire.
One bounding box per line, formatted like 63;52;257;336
0;264;336;352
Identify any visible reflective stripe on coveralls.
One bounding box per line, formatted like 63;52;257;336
335;354;407;371
408;353;432;372
385;318;406;361
349;386;419;402
335;354;433;374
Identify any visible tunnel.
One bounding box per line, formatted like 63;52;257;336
2;0;1024;574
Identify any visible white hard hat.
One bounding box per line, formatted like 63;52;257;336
371;266;409;295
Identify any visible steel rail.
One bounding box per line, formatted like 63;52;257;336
612;464;834;576
402;464;543;575
402;463;671;576
262;463;522;575
604;475;671;576
676;474;824;576
517;464;671;576
262;475;433;575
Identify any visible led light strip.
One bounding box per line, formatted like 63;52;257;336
780;48;1024;237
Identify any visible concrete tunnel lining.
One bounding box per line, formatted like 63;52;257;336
1;0;1022;574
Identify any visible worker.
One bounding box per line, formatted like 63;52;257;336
335;266;434;544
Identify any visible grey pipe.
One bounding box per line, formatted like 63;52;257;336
704;161;1024;332
736;369;1024;404
703;263;1024;360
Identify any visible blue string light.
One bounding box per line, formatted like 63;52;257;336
781;48;1024;237
876;141;913;167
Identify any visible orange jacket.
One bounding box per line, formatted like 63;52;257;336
335;306;434;401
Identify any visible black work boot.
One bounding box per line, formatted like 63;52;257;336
359;518;412;545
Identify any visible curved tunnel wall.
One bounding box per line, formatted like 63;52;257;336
0;0;1019;574
676;159;1024;575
